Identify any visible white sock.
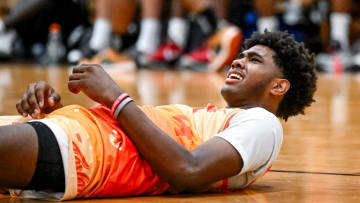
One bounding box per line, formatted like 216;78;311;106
0;30;16;55
284;0;303;25
136;18;161;53
330;12;351;50
0;18;5;33
257;16;279;32
167;17;189;47
89;18;112;51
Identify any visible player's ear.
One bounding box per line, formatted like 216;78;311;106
270;78;290;96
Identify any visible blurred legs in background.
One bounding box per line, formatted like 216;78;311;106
253;0;279;32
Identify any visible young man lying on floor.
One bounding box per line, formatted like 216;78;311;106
0;31;316;200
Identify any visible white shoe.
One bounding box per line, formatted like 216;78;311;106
0;30;16;56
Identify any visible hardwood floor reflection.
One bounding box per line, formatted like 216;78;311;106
1;63;360;202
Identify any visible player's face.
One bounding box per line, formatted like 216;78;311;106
221;45;282;108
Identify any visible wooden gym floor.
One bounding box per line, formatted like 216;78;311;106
0;63;360;202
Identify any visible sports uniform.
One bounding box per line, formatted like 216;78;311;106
4;104;282;200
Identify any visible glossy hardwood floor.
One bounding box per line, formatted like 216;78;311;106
1;63;360;202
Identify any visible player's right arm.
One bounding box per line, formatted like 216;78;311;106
16;81;63;118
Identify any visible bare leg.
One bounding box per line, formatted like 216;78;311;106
111;0;136;35
95;0;136;35
95;0;112;20
0;124;38;189
213;0;229;21
331;0;351;12
90;0;137;52
253;0;276;17
253;0;279;32
171;0;186;17
141;0;162;18
213;0;230;29
181;0;212;13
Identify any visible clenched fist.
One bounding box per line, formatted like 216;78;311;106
16;81;62;118
68;64;123;108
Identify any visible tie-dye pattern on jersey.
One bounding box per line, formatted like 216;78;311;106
5;103;243;200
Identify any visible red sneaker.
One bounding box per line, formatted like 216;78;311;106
178;44;214;70
147;40;183;63
179;26;243;72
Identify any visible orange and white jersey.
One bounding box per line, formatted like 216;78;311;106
8;104;281;200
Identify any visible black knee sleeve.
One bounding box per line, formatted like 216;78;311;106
25;121;65;192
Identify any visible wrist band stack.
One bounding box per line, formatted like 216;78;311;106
111;93;133;119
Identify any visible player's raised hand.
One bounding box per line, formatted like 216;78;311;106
16;81;62;118
68;64;123;108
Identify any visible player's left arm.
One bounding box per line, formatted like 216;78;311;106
68;64;243;193
118;104;244;192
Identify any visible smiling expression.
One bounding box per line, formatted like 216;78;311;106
221;45;283;108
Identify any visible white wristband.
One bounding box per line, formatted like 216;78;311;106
113;97;133;119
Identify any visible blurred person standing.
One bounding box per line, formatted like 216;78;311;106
86;0;235;72
81;0;163;66
328;0;352;51
0;0;88;62
82;0;137;59
316;0;353;72
145;0;242;72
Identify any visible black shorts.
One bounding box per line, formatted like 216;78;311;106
25;121;65;192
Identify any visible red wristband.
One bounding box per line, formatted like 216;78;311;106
111;93;129;117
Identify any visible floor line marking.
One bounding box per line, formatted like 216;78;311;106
270;169;360;176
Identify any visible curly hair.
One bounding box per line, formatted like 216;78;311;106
244;31;317;121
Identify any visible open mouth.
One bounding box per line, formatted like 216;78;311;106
227;71;244;81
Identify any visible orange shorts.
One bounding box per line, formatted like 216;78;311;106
11;105;169;200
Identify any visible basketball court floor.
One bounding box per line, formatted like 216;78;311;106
0;63;360;202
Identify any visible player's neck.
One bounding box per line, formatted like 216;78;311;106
228;102;277;115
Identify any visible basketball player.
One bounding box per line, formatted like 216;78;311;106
0;31;316;200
